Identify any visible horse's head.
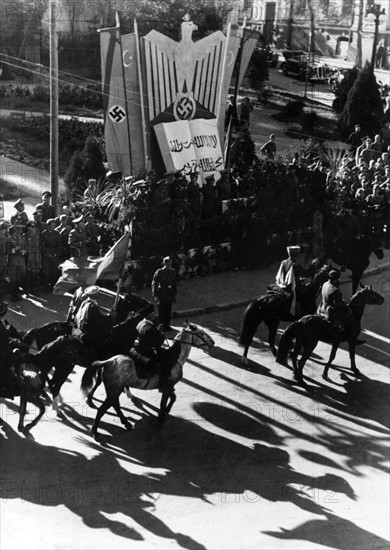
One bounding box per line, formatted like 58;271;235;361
176;322;215;353
352;284;385;306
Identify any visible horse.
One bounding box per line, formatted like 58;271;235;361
239;262;332;360
80;322;215;440
23;321;73;349
17;312;146;418
21;292;152;350
1;354;48;436
325;226;384;293
276;284;385;386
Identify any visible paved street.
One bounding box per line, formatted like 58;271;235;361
1;268;389;550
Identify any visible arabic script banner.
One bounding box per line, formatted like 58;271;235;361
154;118;223;182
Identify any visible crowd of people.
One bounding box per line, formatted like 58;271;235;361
325;121;390;248
0;185;103;301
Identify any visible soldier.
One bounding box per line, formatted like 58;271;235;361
40;218;60;291
316;269;362;343
129;316;168;389
56;214;71;261
275;245;301;315
10;199;28;227
84;212;100;256
151;256;177;331
7;224;27;301
68;215;89;258
73;285;114;354
35;191;55;223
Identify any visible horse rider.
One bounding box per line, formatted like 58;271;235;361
129;317;169;389
0;301;19;398
72;286;115;353
317;269;361;342
275;245;301;315
66;285;96;324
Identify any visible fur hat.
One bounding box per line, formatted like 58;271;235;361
83;285;100;297
286;245;300;257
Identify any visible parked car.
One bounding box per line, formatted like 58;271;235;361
279;50;331;82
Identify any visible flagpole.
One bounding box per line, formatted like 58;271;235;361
225;17;246;171
134;18;149;170
50;1;59;215
216;22;231;148
116;11;133;174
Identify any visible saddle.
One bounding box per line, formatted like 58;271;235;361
128;346;176;385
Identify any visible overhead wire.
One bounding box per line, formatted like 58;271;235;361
0;52;330;144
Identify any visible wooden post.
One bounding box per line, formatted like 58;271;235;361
50;1;59;215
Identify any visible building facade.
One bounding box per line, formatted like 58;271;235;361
228;0;390;69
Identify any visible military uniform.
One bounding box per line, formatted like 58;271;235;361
68;226;89;257
35;202;55;223
84;219;100;256
317;277;351;329
129;318;166;382
40;227;60;289
73;296;113;354
7;229;27;301
151;261;177;331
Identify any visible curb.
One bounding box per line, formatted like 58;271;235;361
173;262;389;319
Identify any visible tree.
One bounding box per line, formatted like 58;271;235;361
339;62;383;138
248;48;269;89
119;0;235;38
64;136;106;197
332;66;359;113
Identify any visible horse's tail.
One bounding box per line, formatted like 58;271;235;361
81;360;103;396
239;300;261;347
276;321;300;366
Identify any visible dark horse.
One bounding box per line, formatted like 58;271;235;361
325;226;383;293
276;284;385;386
21;292;154;351
80;323;215;440
17;312;147;419
239;262;332;360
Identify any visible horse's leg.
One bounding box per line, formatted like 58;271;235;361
23;396;46;433
164;389;176;416
158;392;170;423
241;319;261;362
111;395;132;431
348;339;359;376
90;397;113;440
50;365;73;415
17;394;27;433
352;268;363;295
296;340;318;386
86;369;103;408
323;340;340;381
267;318;279;357
290;337;301;376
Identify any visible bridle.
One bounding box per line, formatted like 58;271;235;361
175;328;212;350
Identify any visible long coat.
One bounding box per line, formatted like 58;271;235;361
317;280;349;324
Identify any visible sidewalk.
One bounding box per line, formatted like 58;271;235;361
135;249;390;319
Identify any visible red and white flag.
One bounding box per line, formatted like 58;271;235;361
96;231;130;281
53;232;130;295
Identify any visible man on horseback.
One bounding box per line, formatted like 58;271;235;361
317;269;360;342
129;317;170;389
275;245;301;315
72;286;115;355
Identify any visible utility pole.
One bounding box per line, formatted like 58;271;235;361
50;1;59;214
356;0;364;68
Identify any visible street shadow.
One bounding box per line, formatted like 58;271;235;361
0;420;206;550
263;512;388;550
